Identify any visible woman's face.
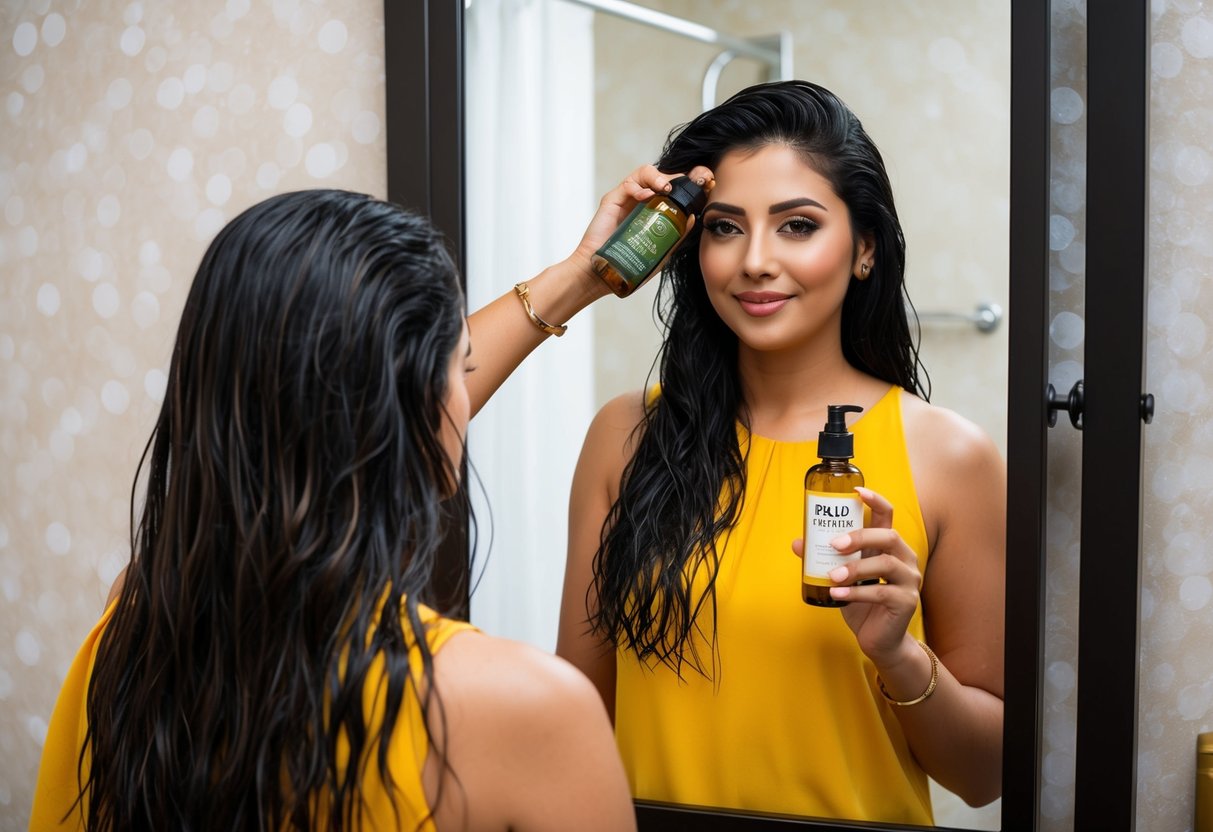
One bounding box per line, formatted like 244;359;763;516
699;143;873;354
439;320;472;486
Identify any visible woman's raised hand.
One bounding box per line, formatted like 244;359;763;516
570;164;715;273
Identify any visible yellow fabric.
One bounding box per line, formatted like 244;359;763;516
30;598;475;831
615;384;933;824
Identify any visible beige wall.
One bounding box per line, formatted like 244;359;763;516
0;2;386;825
1138;3;1213;829
591;0;1010;460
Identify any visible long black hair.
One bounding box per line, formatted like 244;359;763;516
80;189;467;830
591;81;927;674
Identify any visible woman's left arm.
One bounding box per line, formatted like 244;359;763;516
825;407;1006;806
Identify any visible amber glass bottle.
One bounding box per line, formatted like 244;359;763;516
591;175;707;297
803;405;865;607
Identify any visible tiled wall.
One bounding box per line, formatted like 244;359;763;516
0;2;386;826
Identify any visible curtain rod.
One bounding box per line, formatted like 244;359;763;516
559;0;784;68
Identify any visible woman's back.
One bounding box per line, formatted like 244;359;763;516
32;595;627;832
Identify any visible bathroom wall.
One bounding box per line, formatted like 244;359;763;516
0;2;386;826
1138;1;1213;829
591;0;1011;459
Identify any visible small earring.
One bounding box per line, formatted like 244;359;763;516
858;263;871;280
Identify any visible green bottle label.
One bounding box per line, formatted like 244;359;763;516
598;203;680;288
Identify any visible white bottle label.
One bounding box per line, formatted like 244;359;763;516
803;492;864;580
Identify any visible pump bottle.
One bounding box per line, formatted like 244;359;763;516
591;175;707;298
803;405;866;607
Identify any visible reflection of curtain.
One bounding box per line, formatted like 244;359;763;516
465;0;594;651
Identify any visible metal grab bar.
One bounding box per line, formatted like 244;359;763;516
914;301;1003;333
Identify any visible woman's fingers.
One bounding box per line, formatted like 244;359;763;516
686;164;715;190
829;552;919;588
615;164;716;204
825;525;922;592
615;164;666;203
855;486;893;529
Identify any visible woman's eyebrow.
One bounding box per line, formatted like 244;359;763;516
703;201;744;215
769;197;827;214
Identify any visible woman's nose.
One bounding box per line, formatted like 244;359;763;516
741;235;776;280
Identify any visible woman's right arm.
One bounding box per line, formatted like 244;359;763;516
556;391;647;719
464;166;713;418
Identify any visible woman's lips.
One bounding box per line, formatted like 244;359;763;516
735;292;792;317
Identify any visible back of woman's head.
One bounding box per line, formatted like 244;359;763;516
172;188;465;575
84;189;465;831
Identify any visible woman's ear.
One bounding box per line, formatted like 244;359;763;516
854;232;876;280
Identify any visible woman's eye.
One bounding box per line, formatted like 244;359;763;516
705;218;742;236
781;218;819;236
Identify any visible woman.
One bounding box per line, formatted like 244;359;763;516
557;81;1006;824
30;180;705;831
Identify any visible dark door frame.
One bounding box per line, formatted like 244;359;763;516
1073;2;1151;829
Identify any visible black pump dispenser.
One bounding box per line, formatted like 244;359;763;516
818;405;863;459
666;175;707;216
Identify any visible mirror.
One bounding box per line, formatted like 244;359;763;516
387;0;1047;829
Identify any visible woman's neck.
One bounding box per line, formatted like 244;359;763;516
736;336;886;442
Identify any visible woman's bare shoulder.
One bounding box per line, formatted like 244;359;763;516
899;391;1003;471
577;388;650;494
434;629;605;712
591;388;649;440
427;630;633;830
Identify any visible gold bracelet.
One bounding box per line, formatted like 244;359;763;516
877;640;939;707
513;282;567;337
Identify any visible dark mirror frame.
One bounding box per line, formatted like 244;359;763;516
383;2;1051;829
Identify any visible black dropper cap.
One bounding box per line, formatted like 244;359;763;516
818;405;864;459
666;176;707;217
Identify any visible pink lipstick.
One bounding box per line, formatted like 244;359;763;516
735;291;792;317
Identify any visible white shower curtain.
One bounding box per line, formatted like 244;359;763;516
464;0;595;651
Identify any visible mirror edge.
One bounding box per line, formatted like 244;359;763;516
386;0;1051;828
1001;0;1050;830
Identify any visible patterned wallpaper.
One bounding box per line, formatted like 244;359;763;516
1138;2;1213;830
0;2;386;826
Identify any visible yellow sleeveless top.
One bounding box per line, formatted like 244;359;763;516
30;598;476;830
615;384;933;824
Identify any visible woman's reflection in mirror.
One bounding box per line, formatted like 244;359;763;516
557;80;1006;825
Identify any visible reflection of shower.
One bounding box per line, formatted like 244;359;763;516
559;0;792;111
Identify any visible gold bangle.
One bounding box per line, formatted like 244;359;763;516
877;640;939;707
513;282;567;337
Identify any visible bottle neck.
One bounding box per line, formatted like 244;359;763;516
817;456;855;469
